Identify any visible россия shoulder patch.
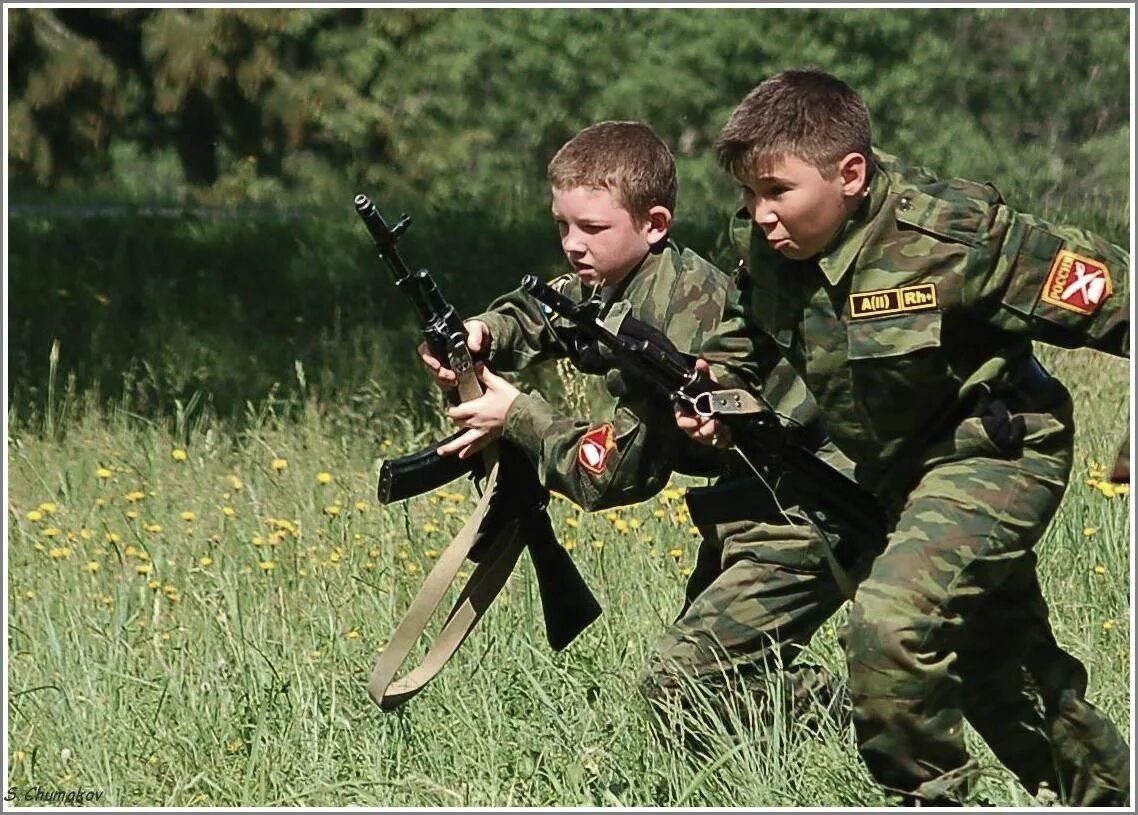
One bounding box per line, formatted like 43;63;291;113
578;423;618;475
1039;250;1112;316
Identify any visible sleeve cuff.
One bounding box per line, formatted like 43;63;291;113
471;311;514;368
502;391;557;454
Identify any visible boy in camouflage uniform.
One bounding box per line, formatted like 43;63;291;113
419;121;883;729
681;68;1130;805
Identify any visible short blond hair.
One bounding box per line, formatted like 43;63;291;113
715;68;872;180
547;121;677;223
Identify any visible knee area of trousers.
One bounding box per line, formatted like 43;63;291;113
843;601;924;675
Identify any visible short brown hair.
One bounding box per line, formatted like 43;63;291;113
547;121;677;223
715;68;872;180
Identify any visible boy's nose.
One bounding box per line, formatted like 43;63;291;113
751;201;777;226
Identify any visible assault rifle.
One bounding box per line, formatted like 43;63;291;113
520;274;887;546
354;196;601;709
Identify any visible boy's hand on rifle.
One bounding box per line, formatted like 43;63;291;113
418;319;492;389
675;359;732;448
438;364;520;459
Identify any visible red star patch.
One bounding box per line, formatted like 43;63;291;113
577;423;617;475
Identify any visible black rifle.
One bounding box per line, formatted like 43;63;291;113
355;195;601;651
520;274;887;547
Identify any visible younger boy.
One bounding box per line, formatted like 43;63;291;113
420;120;883;732
681;68;1130;805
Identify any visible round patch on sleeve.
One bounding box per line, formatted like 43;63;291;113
578;423;618;475
1040;250;1113;315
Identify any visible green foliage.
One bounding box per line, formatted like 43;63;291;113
5;6;1130;417
5;346;1129;806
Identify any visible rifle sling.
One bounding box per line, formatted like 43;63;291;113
369;457;529;710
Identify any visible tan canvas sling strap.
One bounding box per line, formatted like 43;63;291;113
369;358;521;710
369;456;535;710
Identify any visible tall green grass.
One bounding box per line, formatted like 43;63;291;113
6;338;1129;806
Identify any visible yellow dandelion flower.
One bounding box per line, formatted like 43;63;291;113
405;562;419;575
106;532;122;543
613;518;629;533
148;580;161;590
605;512;619;522
355;500;369;512
1116;484;1130;495
144;523;163;533
592;540;605;549
640;535;654;544
228;474;244;491
136;563;153;575
95;497;106;507
653;509;667;519
668;547;684;560
96;467;113;479
565;517;579;528
1093;564;1106;575
382;438;393;447
48;547;72;559
259;560;276;572
1102;619;1115;631
1083;526;1099;537
85;561;100;573
23;590;35;599
422;522;438;533
171;448;188;462
688;526;700;537
43;527;61;538
680;566;693;577
316;471;334;484
13;750;27;763
271;458;288;471
323;504;341;517
329;551;342;563
79;528;93;540
26;510;43;522
346;629;360;639
125;510;139;520
398;549;409;560
1096;482;1118;498
226;739;245;754
628;518;641;529
251;535;264;546
125;491;145;503
425;549;440;559
222;506;236;517
199;556;213;567
564;539;576;551
39;502;58;514
180;511;195;522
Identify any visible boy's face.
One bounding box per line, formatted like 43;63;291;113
551;186;668;288
738;153;867;260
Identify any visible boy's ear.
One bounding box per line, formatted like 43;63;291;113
644;205;672;245
837;152;868;199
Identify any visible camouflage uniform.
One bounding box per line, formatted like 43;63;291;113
475;241;882;725
701;150;1131;805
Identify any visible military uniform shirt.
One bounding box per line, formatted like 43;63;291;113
702;150;1130;494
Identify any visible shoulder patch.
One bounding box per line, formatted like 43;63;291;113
577;423;618;475
1040;250;1112;315
848;283;939;319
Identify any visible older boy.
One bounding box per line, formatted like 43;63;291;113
420;120;882;730
682;68;1130;805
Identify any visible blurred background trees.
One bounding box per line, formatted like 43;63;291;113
6;7;1131;421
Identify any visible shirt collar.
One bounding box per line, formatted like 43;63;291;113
815;164;891;286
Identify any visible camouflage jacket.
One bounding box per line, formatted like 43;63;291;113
477;240;825;510
703;150;1130;495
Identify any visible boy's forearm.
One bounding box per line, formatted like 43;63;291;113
472;284;564;372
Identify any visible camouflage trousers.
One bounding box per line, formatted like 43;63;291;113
639;500;877;739
846;400;1129;806
641;402;1129;805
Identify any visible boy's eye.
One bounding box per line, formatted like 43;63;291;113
580;223;606;234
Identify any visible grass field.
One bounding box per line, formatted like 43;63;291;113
4;341;1131;807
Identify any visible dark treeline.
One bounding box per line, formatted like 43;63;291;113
6;7;1131;424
